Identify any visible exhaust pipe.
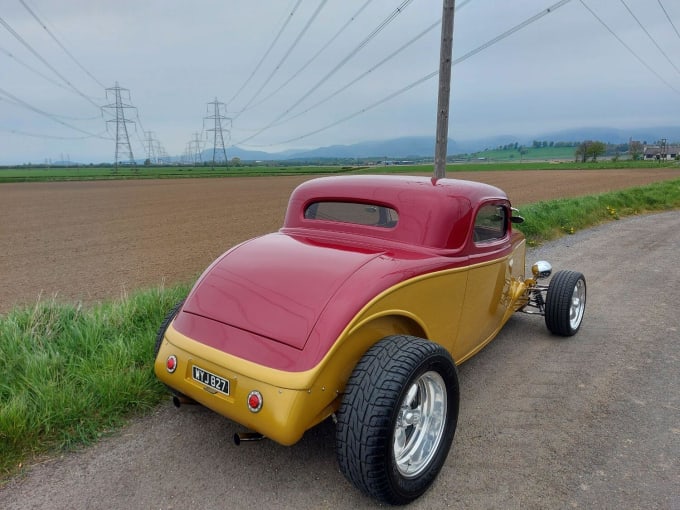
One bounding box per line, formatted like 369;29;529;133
234;432;264;445
172;395;197;408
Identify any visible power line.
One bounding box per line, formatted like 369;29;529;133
236;0;329;115
262;19;441;131
226;0;303;108
579;0;680;95
0;15;101;110
234;0;415;146
284;0;415;114
618;0;680;75
18;0;106;89
0;45;103;104
453;0;572;64
0;85;108;138
265;70;439;146
237;0;474;130
134;110;147;137
240;0;572;148
128;104;150;158
657;0;680;42
236;0;376;115
0;127;108;140
0;60;101;121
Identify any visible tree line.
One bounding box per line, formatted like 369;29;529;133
493;140;653;162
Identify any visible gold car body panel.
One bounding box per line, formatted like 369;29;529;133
155;238;527;446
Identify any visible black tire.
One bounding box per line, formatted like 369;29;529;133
545;270;586;336
154;300;184;359
336;335;459;505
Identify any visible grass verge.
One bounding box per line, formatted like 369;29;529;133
0;284;189;478
515;178;680;244
1;178;679;479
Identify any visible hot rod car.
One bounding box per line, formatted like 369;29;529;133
154;174;586;504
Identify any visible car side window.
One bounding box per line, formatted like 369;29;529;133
304;201;398;228
473;204;507;243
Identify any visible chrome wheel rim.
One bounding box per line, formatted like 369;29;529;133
569;279;586;330
393;371;447;478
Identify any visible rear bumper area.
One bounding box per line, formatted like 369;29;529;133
154;323;335;446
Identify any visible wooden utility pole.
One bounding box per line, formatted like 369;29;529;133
433;0;456;180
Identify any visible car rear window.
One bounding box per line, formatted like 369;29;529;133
304;201;399;228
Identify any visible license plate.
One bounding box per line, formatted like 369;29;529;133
192;365;229;395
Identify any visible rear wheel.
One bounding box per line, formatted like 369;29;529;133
336;335;459;505
153;300;184;358
545;270;586;336
154;300;185;396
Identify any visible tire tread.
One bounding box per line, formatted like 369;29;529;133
336;335;458;504
545;270;585;336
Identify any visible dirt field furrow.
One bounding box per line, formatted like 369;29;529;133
2;168;679;313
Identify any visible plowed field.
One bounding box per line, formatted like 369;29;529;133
2;168;679;313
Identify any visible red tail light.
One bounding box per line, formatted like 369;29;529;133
247;391;263;412
166;355;177;373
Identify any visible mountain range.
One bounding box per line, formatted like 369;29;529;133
217;126;680;162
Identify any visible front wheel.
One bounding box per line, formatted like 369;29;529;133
336;335;459;505
545;270;586;336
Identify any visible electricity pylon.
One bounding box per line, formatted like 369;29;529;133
143;131;158;164
204;97;231;169
142;131;169;165
102;82;137;169
157;146;170;165
182;142;192;165
190;132;203;165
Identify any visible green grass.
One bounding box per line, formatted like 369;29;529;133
1;178;680;480
1;159;677;182
444;159;678;172
514;178;680;244
0;165;358;183
461;145;578;161
0;284;189;477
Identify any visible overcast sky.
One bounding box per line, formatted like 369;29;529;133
1;0;679;165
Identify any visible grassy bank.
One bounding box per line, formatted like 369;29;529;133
515;178;680;243
0;284;189;477
1;178;680;479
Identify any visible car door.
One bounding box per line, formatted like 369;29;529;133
454;202;514;362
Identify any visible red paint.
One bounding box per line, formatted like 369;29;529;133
173;176;517;372
182;233;384;350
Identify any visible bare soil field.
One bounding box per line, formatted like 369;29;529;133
2;168;679;313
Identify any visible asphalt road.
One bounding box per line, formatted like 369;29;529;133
1;211;679;509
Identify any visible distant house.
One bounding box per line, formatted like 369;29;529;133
643;144;680;160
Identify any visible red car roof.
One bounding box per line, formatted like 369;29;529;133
283;175;508;251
